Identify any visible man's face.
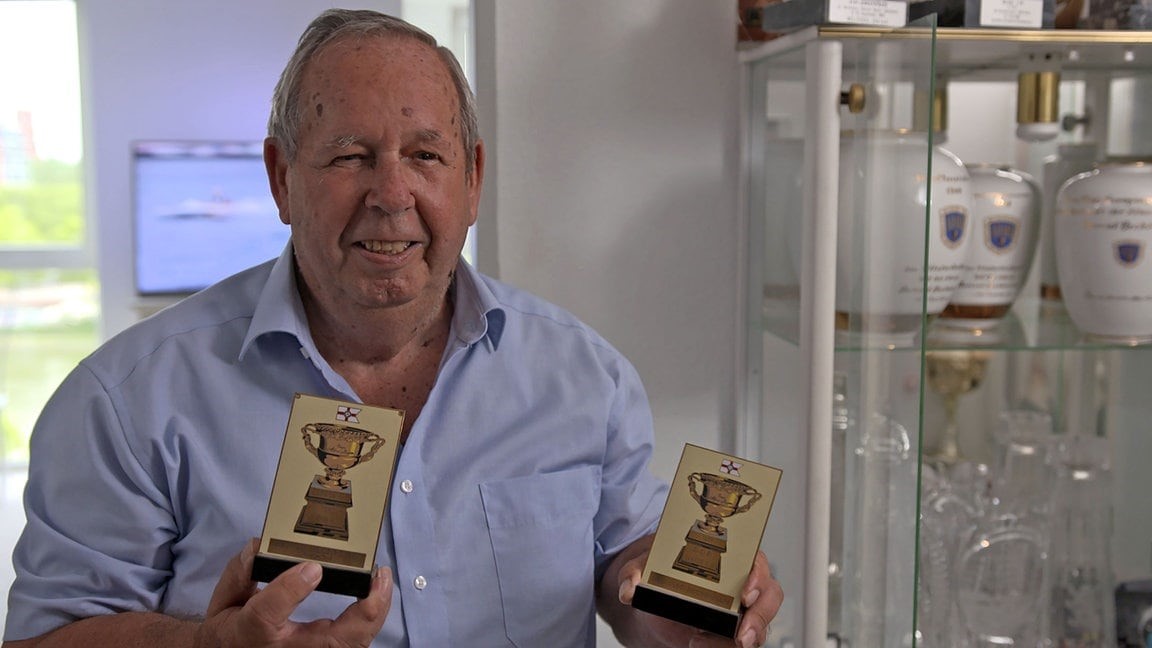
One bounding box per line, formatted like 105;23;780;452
266;35;482;315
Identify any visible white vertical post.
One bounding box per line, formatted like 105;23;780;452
471;0;501;277
1083;74;1110;151
735;59;757;461
800;38;841;648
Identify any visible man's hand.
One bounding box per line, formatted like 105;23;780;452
194;538;392;647
601;535;783;648
0;539;391;648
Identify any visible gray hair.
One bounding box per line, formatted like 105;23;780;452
267;9;479;176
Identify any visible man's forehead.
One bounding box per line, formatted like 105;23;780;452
313;33;446;78
301;35;458;108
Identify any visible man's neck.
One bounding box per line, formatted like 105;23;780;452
302;286;454;368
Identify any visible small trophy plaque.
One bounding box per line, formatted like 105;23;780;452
632;444;782;638
252;393;403;598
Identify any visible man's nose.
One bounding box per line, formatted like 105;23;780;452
365;159;416;215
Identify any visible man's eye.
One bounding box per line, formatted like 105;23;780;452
414;151;440;162
333;154;367;165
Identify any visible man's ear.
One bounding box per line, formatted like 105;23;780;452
264;137;291;225
466;139;485;227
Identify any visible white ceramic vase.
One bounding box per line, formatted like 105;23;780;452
836;130;973;345
939;164;1041;331
1055;159;1152;344
1040;143;1099;303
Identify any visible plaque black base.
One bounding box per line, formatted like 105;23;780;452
251;554;371;598
632;583;740;638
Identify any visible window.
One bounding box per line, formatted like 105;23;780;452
0;0;96;469
0;0;96;622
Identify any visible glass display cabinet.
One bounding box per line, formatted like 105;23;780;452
737;20;1152;647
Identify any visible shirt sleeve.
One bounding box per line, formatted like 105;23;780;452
592;355;669;583
4;362;178;641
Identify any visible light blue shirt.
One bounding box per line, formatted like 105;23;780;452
5;245;668;646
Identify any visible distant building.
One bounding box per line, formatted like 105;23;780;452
0;110;37;186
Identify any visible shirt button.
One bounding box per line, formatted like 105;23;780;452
400;479;414;493
414;575;427;590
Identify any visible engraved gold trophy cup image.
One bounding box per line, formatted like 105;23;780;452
294;422;386;540
672;471;762;582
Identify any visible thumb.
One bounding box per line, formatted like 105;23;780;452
207;537;260;617
616;554;646;605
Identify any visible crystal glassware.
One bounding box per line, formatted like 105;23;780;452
849;412;917;647
1047;434;1116;647
918;463;981;647
953;411;1055;647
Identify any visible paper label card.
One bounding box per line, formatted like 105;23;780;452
828;0;909;27
979;0;1044;28
632;443;782;637
253;393;403;597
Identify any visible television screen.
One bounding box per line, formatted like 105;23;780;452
133;140;290;296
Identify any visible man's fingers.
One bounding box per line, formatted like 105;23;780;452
615;554;646;605
241;560;323;632
741;552;771;605
737;551;783;648
333;567;393;634
206;538;260;617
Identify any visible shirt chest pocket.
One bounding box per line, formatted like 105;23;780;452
479;465;601;647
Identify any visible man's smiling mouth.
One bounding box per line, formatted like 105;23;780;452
359;240;415;254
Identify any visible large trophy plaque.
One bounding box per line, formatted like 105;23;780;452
253;393;403;598
632;444;782;637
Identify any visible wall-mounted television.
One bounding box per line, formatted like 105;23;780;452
132;140;290;296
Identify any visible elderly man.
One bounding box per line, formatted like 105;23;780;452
3;9;781;648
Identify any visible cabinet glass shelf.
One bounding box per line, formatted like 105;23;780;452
739;20;1152;648
761;295;1152;351
742;26;1152;77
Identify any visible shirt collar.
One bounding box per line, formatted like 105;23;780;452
238;243;314;361
452;257;506;351
238;244;505;360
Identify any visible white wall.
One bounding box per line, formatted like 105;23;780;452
480;0;741;478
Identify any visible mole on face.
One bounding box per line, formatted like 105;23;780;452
316;103;324;118
401;106;413;117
